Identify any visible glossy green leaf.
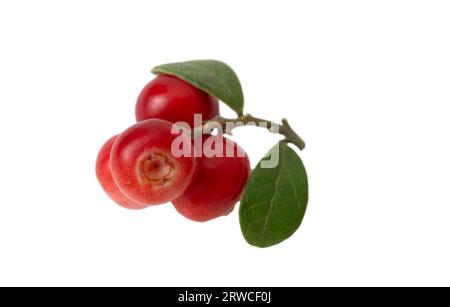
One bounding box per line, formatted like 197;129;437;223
152;60;244;115
240;142;308;248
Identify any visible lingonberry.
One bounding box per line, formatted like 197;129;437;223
172;136;251;222
96;136;145;210
135;75;219;128
110;119;198;206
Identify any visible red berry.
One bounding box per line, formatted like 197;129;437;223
110;119;198;206
173;136;251;222
135;75;219;128
96;136;145;210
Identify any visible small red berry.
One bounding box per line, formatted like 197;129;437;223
173;136;251;222
110;119;198;206
96;136;145;210
135;75;219;128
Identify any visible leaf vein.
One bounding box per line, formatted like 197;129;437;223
244;200;270;213
187;62;240;107
258;148;284;244
282;162;300;206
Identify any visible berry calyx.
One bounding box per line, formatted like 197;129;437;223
137;151;174;184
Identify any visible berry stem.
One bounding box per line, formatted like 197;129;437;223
193;114;306;151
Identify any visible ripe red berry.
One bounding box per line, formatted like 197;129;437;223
173;136;251;222
96;136;145;210
135;75;219;128
110;119;198;206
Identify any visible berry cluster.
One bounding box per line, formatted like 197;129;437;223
96;75;251;222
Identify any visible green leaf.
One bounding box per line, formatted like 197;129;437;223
152;60;244;115
239;142;308;248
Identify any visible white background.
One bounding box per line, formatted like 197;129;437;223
0;1;449;287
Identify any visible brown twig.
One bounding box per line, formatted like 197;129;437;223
192;114;305;150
